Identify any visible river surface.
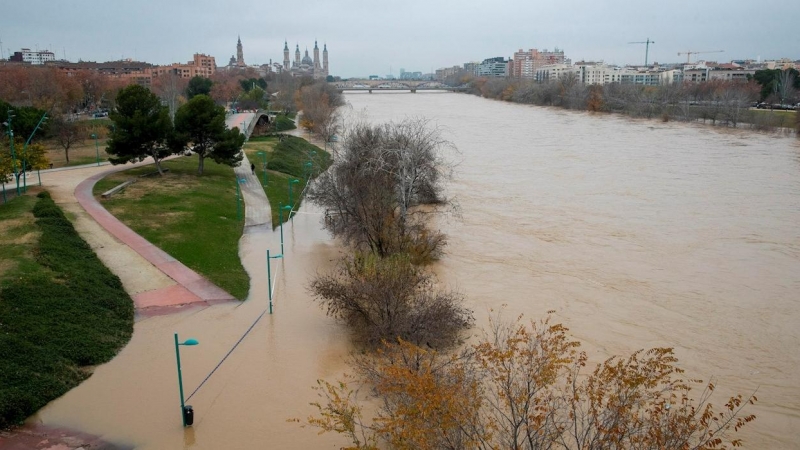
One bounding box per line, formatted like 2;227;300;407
33;93;800;449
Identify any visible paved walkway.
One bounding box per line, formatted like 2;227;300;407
227;112;273;233
36;114;267;314
74;171;235;310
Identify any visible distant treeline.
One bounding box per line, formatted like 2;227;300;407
454;74;799;133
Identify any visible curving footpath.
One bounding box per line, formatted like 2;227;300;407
74;171;235;311
0;114;268;449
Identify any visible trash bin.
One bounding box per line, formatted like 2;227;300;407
183;405;194;426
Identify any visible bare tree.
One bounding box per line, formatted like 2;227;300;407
151;72;188;119
308;120;453;261
50;116;83;163
297;81;345;141
777;69;797;106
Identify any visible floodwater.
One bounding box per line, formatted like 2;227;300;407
33;92;800;449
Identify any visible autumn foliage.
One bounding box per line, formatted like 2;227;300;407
0;65;127;113
302;313;757;450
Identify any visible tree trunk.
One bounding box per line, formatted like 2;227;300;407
198;154;205;175
152;155;164;175
65;148;70;163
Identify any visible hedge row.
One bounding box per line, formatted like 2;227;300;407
0;192;134;428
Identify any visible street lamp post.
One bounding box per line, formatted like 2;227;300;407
4;110;20;196
266;249;283;314
236;181;242;221
257;151;267;185
304;161;312;180
91;133;100;166
174;333;199;427
287;178;300;209
278;203;292;255
21;112;47;193
1;153;6;203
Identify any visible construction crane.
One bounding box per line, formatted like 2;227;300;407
628;38;655;66
677;50;725;64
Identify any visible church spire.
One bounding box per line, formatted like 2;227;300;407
236;35;244;66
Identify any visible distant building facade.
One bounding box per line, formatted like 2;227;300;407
476;57;510;77
511;48;568;79
281;40;329;79
9;48;56;65
46;53;216;87
536;62;683;86
152;53;217;79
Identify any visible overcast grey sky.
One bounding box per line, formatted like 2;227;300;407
2;0;798;78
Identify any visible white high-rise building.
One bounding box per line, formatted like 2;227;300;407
10;48;56;65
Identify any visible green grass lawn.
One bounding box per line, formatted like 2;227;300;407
94;156;249;299
244;135;331;227
0;192;133;428
746;108;797;129
89;136;331;300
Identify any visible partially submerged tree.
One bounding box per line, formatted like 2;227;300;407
303;314;758;450
296;81;345;142
173;94;245;175
309;253;473;349
308;119;453;261
106;84;175;175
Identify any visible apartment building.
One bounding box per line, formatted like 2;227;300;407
47;53;216;87
9;48;56;65
477;57;510;77
152;53;217;79
511;48;567;78
536;62;682;86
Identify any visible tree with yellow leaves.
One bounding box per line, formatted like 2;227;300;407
302;314;757;450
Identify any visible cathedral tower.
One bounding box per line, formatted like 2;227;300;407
313;40;320;71
236;36;244;66
323;43;329;77
283;40;290;70
294;44;301;67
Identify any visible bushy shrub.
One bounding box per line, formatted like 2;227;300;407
309;253;472;349
273;114;297;132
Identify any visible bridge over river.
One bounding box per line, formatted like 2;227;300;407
332;79;467;93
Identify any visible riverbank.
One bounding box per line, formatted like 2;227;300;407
464;78;799;135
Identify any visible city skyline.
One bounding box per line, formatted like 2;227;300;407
2;0;798;78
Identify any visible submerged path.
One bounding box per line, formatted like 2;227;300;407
0;114;291;449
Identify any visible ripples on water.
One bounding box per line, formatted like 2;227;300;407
345;92;800;448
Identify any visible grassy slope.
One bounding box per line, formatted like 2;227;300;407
94;156;249;299
0;192;134;428
244;135;331;228
89;136;331;300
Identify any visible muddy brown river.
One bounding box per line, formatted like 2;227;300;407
33;93;800;448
